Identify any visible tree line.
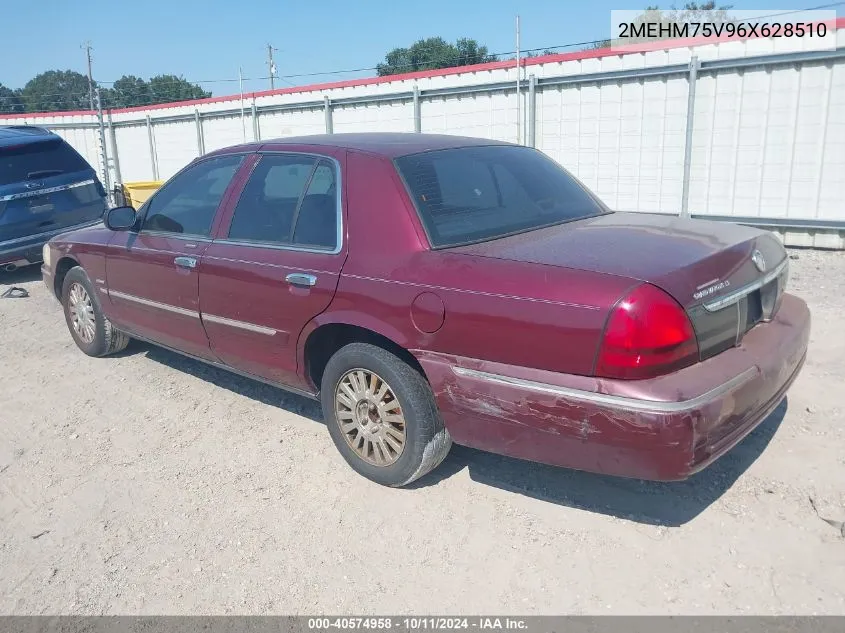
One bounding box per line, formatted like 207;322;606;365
1;4;728;115
0;71;210;114
373;3;729;74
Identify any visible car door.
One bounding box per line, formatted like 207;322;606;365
198;150;347;390
106;153;247;360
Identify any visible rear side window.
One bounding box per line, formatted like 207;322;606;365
227;154;338;250
0;138;92;186
395;145;606;248
141;155;243;237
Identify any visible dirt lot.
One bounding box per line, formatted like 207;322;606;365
1;249;844;615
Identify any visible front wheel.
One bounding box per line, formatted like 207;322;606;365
321;343;451;487
61;267;130;357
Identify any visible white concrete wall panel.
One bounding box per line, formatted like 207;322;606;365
202;114;249;155
257;107;325;140
113;125;154;182
333;100;414;134
152;120;199;180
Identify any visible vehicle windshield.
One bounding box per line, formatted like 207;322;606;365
0;139;91;187
395;145;607;248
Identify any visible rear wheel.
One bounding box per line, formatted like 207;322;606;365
321;342;451;487
61;267;130;357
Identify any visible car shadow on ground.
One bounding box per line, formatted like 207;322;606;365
138;342;324;422
416;399;788;526
0;264;43;286
134;339;786;527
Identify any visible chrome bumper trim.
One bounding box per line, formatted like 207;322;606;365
451;366;758;413
0;179;96;202
703;258;788;312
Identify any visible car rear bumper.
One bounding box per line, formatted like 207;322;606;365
415;293;810;481
0;219;102;267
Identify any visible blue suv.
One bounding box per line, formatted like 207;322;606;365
0;126;107;271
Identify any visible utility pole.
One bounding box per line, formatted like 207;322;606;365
82;41;95;111
239;66;246;142
81;41;112;202
94;86;111;198
515;15;521;145
266;43;278;90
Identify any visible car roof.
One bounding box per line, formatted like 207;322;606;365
0;125;57;149
241;133;515;159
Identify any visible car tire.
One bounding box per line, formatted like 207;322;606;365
61;266;130;357
321;342;452;487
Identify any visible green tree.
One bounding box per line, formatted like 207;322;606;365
21;70;93;112
587;2;733;50
147;75;210;103
0;83;25;114
665;1;733;23
104;75;153;108
102;75;209;109
520;49;559;59
377;37;497;76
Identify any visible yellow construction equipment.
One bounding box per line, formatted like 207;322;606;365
120;181;162;209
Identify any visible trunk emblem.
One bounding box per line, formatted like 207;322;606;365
693;279;730;301
751;250;767;273
24;181;44;190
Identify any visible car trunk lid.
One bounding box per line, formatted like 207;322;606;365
448;212;789;361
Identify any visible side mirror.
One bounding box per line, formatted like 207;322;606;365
104;206;137;231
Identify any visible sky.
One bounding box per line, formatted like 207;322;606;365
1;0;841;96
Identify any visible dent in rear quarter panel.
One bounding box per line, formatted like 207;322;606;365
416;351;694;479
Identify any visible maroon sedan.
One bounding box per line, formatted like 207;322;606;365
41;133;810;487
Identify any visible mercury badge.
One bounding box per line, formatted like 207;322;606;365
751;249;767;273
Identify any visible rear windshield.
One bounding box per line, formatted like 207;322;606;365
0;138;92;186
395;145;607;248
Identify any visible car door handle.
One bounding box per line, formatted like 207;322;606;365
174;256;197;269
285;273;317;287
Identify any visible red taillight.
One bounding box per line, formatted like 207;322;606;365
596;284;698;380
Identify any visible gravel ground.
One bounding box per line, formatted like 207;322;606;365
1;249;844;615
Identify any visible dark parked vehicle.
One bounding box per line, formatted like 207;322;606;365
41;133;810;487
0;125;106;271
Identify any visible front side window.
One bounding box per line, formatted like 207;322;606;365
227;154;338;250
141;155;244;237
395;145;607;248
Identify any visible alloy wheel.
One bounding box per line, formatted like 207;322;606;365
334;369;406;466
68;282;96;344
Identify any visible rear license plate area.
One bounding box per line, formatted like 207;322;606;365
27;195;54;214
745;290;763;329
759;277;779;317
